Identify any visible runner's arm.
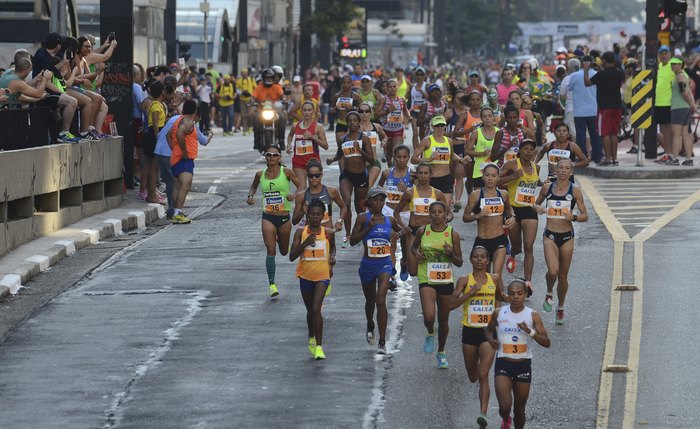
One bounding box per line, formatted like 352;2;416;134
246;171;262;205
572;186;589;222
570;143;590;169
349;213;368;246
530;311;551;348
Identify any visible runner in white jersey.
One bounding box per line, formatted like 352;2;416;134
409;66;429;148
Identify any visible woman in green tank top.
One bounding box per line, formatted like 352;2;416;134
411;200;463;369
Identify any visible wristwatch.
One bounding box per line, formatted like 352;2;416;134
573;214;578;222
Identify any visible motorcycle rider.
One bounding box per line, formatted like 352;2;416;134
252;68;287;151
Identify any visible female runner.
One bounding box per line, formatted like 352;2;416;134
490;105;530;167
533;159;588;324
534;123;589;183
447;90;479;210
330;75;363;145
498;139;540;297
247;144;302;297
486;280;550;429
286;100;329;187
412;201;463;368
381;79;411;166
466;107;501;190
463;163;515;278
358;102;388;186
292;159;348;236
289;199;336;360
350;187;403;353
450;246;505;428
504;91;535;139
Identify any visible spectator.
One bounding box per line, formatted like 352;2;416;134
350;62;363;88
668;56;696;165
0;57;50;107
237;68;256;135
465;70;488;96
217;74;236;135
192;73;212;132
655;46;674;162
568;55;603;162
290;75;304;107
584;51;625;166
72;36;110;138
558;58;578;142
132;64;146;184
141;80;167;203
496;68;516;108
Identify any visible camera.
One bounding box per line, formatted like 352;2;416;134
108;32;115;43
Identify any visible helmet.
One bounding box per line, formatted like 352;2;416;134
272;65;284;76
261;68;275;87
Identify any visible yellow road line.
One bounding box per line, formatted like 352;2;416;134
634;187;700;242
578;177;630;242
622;241;645;429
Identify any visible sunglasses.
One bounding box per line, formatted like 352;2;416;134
359;109;371;113
264;152;280;158
308;173;323;178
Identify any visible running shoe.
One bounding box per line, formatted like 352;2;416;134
138;190;148;200
342;236;350;248
57;131;81;143
423;333;436;353
436;352;448;369
501;416;512;429
388;277;397;292
157;182;167;194
308;337;316;356
171;213;192;224
366;330;376;345
506;255;517;273
314;345;326;360
543;294;553;312
664;157;680;166
627;146;638;154
598;159;612;166
377;340;387;355
453;203;461;213
79;131;100;141
269;283;279;298
682;159;694;166
525;280;534;298
555;309;565;325
325;282;332;296
399;265;409;282
477;414;488;428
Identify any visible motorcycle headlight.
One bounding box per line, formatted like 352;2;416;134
262;109;275;121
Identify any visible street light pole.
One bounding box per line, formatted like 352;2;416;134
201;0;210;64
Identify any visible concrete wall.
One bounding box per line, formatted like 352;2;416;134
0;138;124;257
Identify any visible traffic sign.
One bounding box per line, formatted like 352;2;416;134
631;70;653;129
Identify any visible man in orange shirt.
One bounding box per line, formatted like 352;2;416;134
170;100;202;224
252;68;287;150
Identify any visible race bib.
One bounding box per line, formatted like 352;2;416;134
336;97;353;110
427;262;453;283
263;191;285;213
548;149;571;164
412;99;426;112
515;186;536;206
505;147;519;162
546;199;571;219
480;197;504;217
367;238;391;258
414;197;435;216
295;137;313;156
431;146;451;164
501;333;528;357
341;140;361;157
386;185;403;203
388;111;403;123
468;304;494;327
365;131;378;151
302;239;327;261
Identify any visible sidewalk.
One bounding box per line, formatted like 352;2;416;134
578;139;700;179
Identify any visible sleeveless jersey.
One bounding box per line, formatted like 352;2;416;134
423;135;452;165
474;188;505;217
499;127;525;165
408;186;437;217
424;99;448;134
340;134;363;158
363;123;380;156
363;214;392;260
410;82;428;113
472;127;497;179
260;167;291;213
304;185;333;223
296;226;331;281
546;141;575;180
385;167;413;205
507;158;539;207
383;96;405;132
417;225;454;285
397;77;409;99
496;304;534;359
292;121;320;158
462;273;497;328
463;110;482;141
545;182;576;220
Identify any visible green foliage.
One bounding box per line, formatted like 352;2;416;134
302;0;360;42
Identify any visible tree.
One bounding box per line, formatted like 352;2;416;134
301;0;360;67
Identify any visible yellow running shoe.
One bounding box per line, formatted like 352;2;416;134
308;337;316;356
325;282;332;296
171;213;192;224
314;345;326;360
269;283;279;298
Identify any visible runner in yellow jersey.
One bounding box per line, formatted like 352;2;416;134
289;199;336;360
450;246;505;428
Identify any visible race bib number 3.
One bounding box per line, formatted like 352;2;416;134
480;197;504;216
427;262;452;283
367;238;391;258
546;200;571;219
302;239;327;261
502;342;527;355
515;186;536;206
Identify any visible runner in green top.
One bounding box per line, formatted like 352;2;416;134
411;200;463;369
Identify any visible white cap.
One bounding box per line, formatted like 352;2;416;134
292;75;302;83
674;48;683;56
361;74;372;81
556;46;567;54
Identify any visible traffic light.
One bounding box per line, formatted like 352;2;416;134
341;36;349;49
178;42;192;62
664;1;687;45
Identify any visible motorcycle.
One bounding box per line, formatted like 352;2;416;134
253;100;287;153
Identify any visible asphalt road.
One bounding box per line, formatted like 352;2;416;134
0;129;697;428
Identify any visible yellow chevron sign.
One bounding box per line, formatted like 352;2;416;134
631;70;653;129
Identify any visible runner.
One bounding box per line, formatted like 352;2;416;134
330;75;363;146
358;75;384;121
289;198;336;360
486;280;550;429
412;115;469;208
393;163;449;277
326;111;374;248
466;107;501;189
247;144;302;298
349;186;403;354
378;145;414;282
462;163;515;278
449;90;481;211
417;84;448;138
505;91;536;139
411;201;463;368
380;79;411;166
286;100;328;187
533;159;589;324
490;105;528;167
409;66;429;149
358;102;388;186
449;246;505;428
534;123;589;183
499;139;540;297
291;159;348;235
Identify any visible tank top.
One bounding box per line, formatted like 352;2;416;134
671;71;691;110
170;116;199;166
408;185;437;217
497;304;534;360
424;100;448;135
292;121;320;158
385;167;413;206
296;226;330;281
335;93;354;125
474;188;505;217
362;213;392;260
359;89;377;108
463;110;482;141
472;127;497;179
259;167;291;213
546;141;576;182
447;107;461;139
519;110;532;129
383;96;405;131
363;123;380;156
417;225;454;285
340;134;363;158
545;182;576;220
304;185;333;224
0;72;21;106
507;158;539;207
410;82;428;113
397;77;409;99
462;273;497;328
499;127;525;165
423;135;452;166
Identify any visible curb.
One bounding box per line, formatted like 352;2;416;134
0;203;164;299
577;164;700;179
